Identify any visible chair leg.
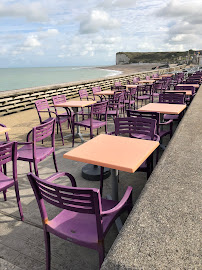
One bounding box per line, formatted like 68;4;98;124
72;123;75;147
52;152;58;173
29;162;32;173
58;121;64;145
44;231;51;270
14;182;24;221
98;242;105;269
3;190;7;201
90;127;93;139
33;161;39;177
100;166;104;197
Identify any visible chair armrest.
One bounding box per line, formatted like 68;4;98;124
159;119;173;125
101;186;133;216
154;134;160;142
45;172;77;187
17;141;33;145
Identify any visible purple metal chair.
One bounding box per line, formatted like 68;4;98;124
0;141;23;221
17;118;58;177
114;116;159;178
27;172;133;269
133;77;140;83
136;85;151;107
92;86;102;100
72;101;108;146
107;91;125;118
35;98;70;145
152;81;164;100
159;92;185;121
126;109;173;140
79;89;94;101
146;75;150;80
124;87;136;110
52;94;73;132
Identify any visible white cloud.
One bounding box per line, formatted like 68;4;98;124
79;9;120;34
0;1;48;21
24;35;41;48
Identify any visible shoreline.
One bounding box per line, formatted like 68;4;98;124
97;63;164;75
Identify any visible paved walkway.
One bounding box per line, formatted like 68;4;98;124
0;99;171;270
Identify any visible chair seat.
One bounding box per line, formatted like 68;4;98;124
75;119;106;129
46;198;118;247
17;145;54;162
164;114;179;120
131;133;152;140
0;171;14;191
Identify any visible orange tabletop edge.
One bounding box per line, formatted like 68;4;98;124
63;134;159;173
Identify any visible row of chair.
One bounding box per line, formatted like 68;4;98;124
0;117;133;269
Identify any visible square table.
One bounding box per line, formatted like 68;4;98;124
55;100;96;142
93;90;115;98
177;84;200;89
160;74;174;77
138;103;186;115
124;85;138;91
165;90;192;96
137;80;155;84
63;134;159;200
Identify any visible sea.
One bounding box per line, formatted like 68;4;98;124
0;66;122;92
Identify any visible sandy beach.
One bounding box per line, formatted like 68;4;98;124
98;63;164;74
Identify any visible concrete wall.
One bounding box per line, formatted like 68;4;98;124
101;86;201;269
0;65;185;116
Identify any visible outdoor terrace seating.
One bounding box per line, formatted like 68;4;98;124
0;69;200;270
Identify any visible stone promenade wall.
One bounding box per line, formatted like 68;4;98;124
0;65;185;116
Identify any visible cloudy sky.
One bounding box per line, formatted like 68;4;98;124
0;0;201;68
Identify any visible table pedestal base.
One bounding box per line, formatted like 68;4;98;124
82;164;111;181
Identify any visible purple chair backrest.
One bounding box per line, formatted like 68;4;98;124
27;173;103;239
126;109;160;135
113;91;125;102
114;81;122;86
0;141;17;180
27;119;56;157
114;117;156;140
159;92;185;104
91;101;108;116
133;77;140;83
146;76;150;80
52;95;66;105
79;89;89;100
92;86;101;94
35;99;52;123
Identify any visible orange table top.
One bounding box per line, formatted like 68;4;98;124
0;126;10;134
177;84;199;88
94;91;115;96
54;100;96;108
63;134;159;173
138;103;186;115
165;90;192;96
137;80;155;84
124;85;138;88
160;74;174;77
